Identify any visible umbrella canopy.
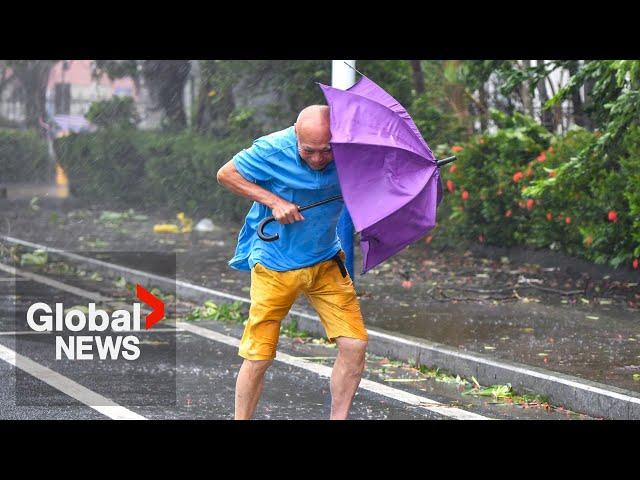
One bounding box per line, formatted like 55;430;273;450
319;76;444;274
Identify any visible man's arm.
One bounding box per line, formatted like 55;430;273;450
216;160;304;225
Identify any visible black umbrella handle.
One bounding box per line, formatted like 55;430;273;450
436;156;456;167
257;156;456;242
257;195;344;242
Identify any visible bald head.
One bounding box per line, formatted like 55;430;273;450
295;105;331;143
294;105;333;171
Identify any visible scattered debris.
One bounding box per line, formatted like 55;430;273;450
195;218;216;232
20;249;48;266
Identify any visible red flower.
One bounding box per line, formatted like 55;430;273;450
447;179;455;192
402;280;413;289
565;217;572;225
546;212;553;221
608;210;618;223
449;164;458;174
452;145;463;153
527;199;535;210
633;259;639;270
536;152;546;162
478;234;485;243
461;190;470;201
513;171;524;183
505;209;513;218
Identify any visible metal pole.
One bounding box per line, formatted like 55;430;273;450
332;60;356;279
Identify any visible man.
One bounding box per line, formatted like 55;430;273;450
216;105;368;420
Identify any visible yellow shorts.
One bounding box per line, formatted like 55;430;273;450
238;250;368;360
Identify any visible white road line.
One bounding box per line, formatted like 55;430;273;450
177;321;490;420
0;343;146;420
2;259;491;420
0;262;121;306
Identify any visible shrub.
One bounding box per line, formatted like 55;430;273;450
435;110;552;247
54;128;252;220
0;128;52;183
54;127;148;205
86;96;140;129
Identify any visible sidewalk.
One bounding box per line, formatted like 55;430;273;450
2;194;639;396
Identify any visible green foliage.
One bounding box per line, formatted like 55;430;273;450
432;116;640;270
54;127;148;205
142;130;252;221
186;301;245;323
195;60;331;138
280;319;310;339
411;92;466;146
86;96;140;128
435;110;551;247
0;128;52;182
54;128;251;221
523;125;640;266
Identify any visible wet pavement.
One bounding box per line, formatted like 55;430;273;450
1;193;639;395
0;254;591;419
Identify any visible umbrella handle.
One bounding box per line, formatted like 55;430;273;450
257;156;455;242
257;195;344;242
436;156;456;167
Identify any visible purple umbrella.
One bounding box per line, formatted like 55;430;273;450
258;75;455;274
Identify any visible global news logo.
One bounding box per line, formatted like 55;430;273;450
24;284;165;361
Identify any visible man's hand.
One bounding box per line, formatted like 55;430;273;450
270;197;305;224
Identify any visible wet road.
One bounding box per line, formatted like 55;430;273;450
2;201;638;392
0;255;589;420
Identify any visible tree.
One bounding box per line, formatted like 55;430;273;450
194;60;331;137
4;60;57;130
410;60;425;95
94;60;191;130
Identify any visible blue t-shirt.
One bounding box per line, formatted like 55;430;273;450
228;126;343;272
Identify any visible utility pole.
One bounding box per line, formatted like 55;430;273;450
332;60;356;279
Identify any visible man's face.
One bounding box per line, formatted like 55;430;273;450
297;141;334;171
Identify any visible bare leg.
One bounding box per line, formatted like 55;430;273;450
235;359;273;420
330;337;368;420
